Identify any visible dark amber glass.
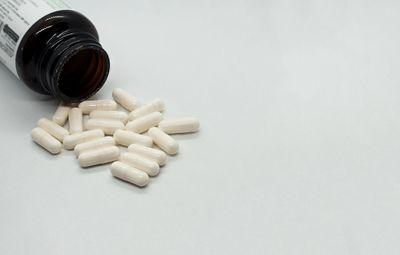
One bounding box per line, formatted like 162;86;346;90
16;10;110;102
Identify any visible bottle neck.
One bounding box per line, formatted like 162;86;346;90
37;29;110;102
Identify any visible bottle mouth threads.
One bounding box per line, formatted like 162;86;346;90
40;30;110;103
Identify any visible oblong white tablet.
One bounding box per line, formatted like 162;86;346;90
86;118;124;135
121;152;160;176
63;129;104;150
158;118;200;134
113;129;153;147
79;100;117;114
89;110;129;124
148;127;179;155
110;161;149;187
128;144;167;166
126;112;163;133
112;88;141;111
128;98;164;121
69;108;83;134
52;103;70;126
78;146;120;168
37;118;69;142
31;127;62;154
74;136;115;157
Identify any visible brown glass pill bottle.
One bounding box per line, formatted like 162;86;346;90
0;0;110;102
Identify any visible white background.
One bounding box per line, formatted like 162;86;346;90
1;0;400;254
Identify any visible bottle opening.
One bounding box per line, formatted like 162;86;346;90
56;47;110;102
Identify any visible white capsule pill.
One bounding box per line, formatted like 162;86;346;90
31;127;62;154
79;100;117;114
121;152;160;176
112;88;141;111
89;110;129;124
113;129;153;147
74;136;115;157
78;146;120;168
128;98;164;120
68;108;83;134
110;161;149;187
148;127;179;155
37;118;69;142
128;144;167;166
159;118;200;134
126;112;163;133
52;103;70;126
63;129;104;150
86;119;124;135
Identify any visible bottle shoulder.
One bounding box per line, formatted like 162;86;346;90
19;10;99;53
16;10;100;95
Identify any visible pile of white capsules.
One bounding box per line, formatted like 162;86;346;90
30;88;200;187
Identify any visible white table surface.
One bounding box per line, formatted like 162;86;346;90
1;0;400;254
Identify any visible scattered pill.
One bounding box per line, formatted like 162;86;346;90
89;110;129;124
128;98;164;120
37;118;69;142
112;88;141;111
86;118;124;135
110;161;149;187
128;144;167;166
113;129;153;147
159;118;200;134
63;129;104;150
74;136;115;157
121;152;160;176
31;88;200;189
79;100;117;114
69;108;83;134
126;112;163;133
31;127;62;154
78;146;120;168
52;103;70;126
148;127;179;155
